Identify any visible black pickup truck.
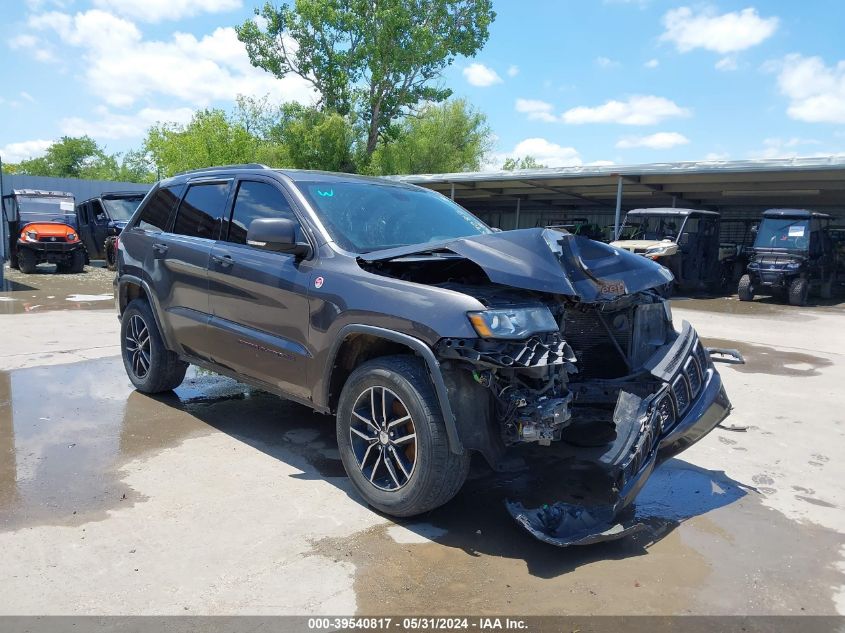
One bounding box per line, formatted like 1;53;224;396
76;191;146;269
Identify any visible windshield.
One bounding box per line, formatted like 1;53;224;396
297;181;491;253
754;218;810;250
103;196;144;221
16;196;76;224
622;215;683;241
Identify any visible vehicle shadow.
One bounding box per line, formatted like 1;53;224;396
145;381;750;576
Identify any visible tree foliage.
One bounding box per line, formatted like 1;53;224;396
6;136;156;182
271;103;358;172
502;156;546;171
144;108;286;177
367;100;492;175
237;0;495;156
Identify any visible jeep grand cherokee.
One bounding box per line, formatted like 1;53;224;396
115;165;740;546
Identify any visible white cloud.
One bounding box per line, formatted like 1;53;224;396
595;56;620;69
748;137;826;159
8;32;56;61
644;58;659;69
562;95;690;125
92;0;242;22
507;65;519;77
462;63;502;87
509;138;582;168
0;139;53;162
61;106;196;139
775;54;845;124
615;132;690;149
715;56;738;71
515;98;557;122
28;10;316;109
20;91;36;103
660;6;778;54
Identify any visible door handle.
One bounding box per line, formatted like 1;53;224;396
211;254;234;268
152;242;168;257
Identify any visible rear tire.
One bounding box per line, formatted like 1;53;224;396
788;278;808;306
17;249;37;274
737;274;754;301
121;298;188;393
336;355;470;518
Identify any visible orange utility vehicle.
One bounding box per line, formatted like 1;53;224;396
3;189;85;274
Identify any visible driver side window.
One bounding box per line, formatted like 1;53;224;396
226;180;301;246
92;200;107;223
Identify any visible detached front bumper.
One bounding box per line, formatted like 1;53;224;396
508;322;735;546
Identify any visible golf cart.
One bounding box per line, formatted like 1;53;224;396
2;189;85;274
611;208;721;293
76;191;146;270
738;209;835;306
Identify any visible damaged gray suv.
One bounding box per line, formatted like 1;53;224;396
115;165;740;545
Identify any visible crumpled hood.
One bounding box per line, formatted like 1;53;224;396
361;228;673;301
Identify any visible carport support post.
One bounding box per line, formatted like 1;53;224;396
613;176;623;240
450;182;455;201
515;197;521;230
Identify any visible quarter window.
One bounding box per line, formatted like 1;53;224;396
137;185;182;232
173;182;229;240
227;180;299;245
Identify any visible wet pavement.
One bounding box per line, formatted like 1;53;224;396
0;270;843;615
1;263;115;314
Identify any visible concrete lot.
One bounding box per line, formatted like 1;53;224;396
1;263;843;615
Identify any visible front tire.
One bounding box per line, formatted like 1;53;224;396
737;274;754;301
67;249;85;274
336;355;470;517
788;277;808;306
121;298;188;393
105;238;117;271
17;248;37;274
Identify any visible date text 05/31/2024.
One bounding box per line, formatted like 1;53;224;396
307;618;528;631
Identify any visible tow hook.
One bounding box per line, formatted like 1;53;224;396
706;347;745;364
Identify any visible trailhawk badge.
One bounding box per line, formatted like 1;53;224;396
314;276;325;289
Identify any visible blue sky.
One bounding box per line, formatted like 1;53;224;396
1;0;844;170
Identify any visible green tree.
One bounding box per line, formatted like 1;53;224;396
144;108;283;177
15;136;104;178
367;99;492;175
271;103;357;172
237;0;495;157
502;156;546;170
8;136;155;182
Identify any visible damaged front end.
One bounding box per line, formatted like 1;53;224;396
361;229;737;546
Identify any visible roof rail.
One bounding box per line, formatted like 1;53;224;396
175;163;270;176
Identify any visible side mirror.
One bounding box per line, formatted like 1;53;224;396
247;218;311;258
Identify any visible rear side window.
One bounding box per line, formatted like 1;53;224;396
137;186;182;232
226;181;298;245
173;182;229;240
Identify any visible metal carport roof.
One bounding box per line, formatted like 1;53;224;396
391;156;845;231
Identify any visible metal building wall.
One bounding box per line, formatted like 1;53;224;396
2;175;150;203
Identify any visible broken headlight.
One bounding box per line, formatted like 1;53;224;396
468;307;558;339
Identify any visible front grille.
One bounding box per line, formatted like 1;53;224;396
654;393;676;433
38;236;66;242
684;356;702;398
672;374;690;414
695;341;709;372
